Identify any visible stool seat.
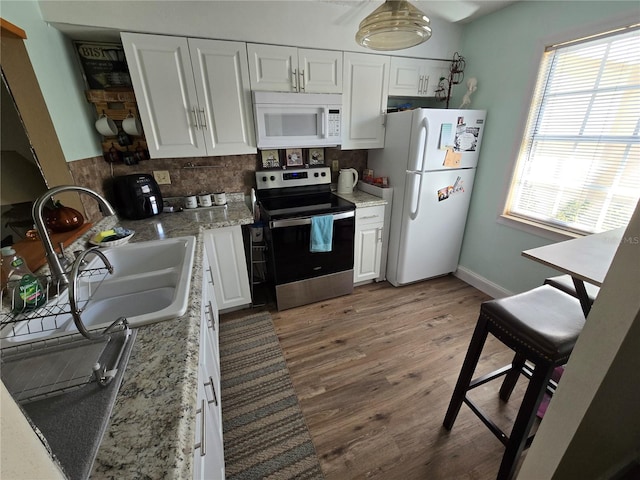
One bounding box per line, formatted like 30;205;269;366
443;285;585;480
544;274;599;303
483;286;585;363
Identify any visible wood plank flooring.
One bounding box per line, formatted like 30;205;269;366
223;276;536;479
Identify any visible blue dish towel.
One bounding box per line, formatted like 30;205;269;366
310;215;333;253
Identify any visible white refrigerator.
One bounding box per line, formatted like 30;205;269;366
368;108;486;286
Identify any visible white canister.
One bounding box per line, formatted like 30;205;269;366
198;193;212;207
213;192;227;206
184;195;197;209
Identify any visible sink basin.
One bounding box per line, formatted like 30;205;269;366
1;236;196;345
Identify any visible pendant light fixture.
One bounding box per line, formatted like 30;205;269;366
356;0;432;51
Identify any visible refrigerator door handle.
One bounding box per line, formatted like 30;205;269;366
407;171;424;220
407;116;430;220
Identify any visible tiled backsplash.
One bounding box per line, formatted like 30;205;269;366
68;148;367;222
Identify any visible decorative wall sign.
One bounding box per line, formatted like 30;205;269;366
260;149;280;168
74;42;132;90
308;148;325;166
285;148;303;167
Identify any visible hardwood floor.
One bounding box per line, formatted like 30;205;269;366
223;276;536;479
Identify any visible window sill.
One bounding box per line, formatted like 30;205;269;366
497;214;583;243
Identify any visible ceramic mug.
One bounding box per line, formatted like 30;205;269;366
95;114;118;136
122;115;143;136
198;193;212;207
184;195;198;209
213;192;227;206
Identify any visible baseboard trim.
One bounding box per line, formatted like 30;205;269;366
454;266;513;299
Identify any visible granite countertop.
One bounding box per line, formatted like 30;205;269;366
61;196;254;479
16;187;388;478
334;187;388;207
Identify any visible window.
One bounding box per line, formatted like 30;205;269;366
505;25;640;235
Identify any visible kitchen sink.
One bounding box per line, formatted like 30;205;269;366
1;236;196;346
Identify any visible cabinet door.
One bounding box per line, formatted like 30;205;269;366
204;226;252;311
342;52;390;150
389;57;450;97
121;32;206;158
298;48;342;93
247;44;297;92
194;344;225;480
354;206;385;284
421;63;450;97
389;57;426;96
188;39;257;156
354;224;383;283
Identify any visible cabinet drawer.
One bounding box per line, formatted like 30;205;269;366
356;205;385;225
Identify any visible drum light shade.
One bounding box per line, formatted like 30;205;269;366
356;0;432;51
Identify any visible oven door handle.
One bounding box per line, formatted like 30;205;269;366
269;210;354;229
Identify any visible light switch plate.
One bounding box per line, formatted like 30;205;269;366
332;160;339;172
153;170;171;185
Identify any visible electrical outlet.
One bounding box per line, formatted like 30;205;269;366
332;160;339;172
153;170;171;185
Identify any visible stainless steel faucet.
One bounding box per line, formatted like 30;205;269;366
32;185;116;286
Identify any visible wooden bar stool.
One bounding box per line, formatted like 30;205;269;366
544;274;600;303
443;285;585;480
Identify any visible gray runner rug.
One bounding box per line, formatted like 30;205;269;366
220;312;325;480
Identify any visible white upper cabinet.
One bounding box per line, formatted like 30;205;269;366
389;57;450;97
247;44;342;93
341;52;390;150
121;32;256;158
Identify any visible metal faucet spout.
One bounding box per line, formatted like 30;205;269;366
32;185;116;285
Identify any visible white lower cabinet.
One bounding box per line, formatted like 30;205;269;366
203;226;252;311
194;247;224;479
354;205;385;284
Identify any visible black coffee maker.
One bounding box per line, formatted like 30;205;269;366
111;174;163;220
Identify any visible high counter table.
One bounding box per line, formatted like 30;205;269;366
522;227;625;316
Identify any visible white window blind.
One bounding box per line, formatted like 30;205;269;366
506;26;640;235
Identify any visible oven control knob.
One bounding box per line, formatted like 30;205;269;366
321;172;327;177
261;176;267;182
314;172;319;177
270;175;276;181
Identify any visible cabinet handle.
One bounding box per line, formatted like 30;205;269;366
207;267;214;286
359;215;379;220
422;75;429;95
191;107;200;129
377;227;383;243
199;108;207;129
195;399;206;456
299;70;305;91
292;68;298;91
207;300;215;330
381;111;387;127
204;376;218;406
418;75;424;95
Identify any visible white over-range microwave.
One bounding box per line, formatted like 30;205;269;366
252;91;342;149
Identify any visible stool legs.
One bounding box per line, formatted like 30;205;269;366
499;353;526;401
443;315;489;430
497;362;554;480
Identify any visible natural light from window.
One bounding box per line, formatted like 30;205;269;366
505;25;640;235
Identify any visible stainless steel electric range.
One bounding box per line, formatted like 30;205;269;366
255;167;355;310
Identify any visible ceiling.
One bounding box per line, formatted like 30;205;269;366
417;0;519;23
51;0;520;42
